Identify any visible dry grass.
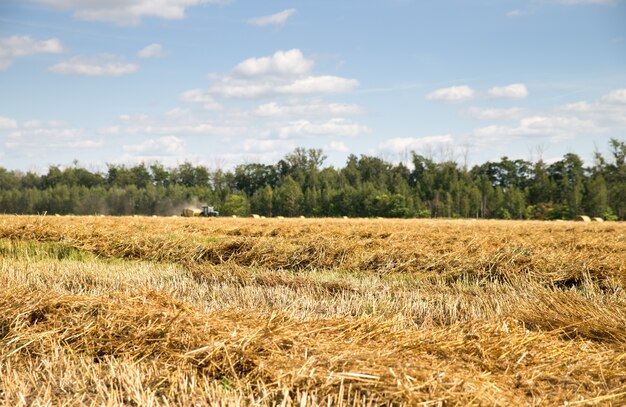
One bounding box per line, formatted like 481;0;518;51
0;215;625;405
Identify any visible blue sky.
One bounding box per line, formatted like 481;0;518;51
1;0;625;172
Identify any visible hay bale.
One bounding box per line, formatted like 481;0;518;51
575;215;591;222
342;216;349;219
182;208;202;217
232;215;238;218
299;216;306;219
592;217;604;222
276;216;284;219
250;214;261;219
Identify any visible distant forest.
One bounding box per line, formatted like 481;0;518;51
1;139;625;220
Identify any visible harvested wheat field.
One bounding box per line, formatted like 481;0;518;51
0;215;625;406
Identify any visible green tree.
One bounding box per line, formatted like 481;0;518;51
274;176;303;216
250;185;273;216
584;174;608;217
221;193;250;217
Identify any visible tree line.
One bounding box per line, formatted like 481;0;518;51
1;139;624;220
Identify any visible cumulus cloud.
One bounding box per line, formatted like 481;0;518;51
426;86;475;102
5;122;103;151
278;76;359;94
325;141;349;153
50;54;139;76
276;118;369;139
601;88;626;104
558;90;626;128
242;138;295;153
33;0;229;25
487;83;529;99
378;135;454;154
466;107;527;120
179;88;222;110
472;115;599;143
247;8;296;27
186;49;359;100
164;108;191;120
0;116;18;129
137;43;164;58
99;112;251;138
123;136;185;155
233;49;312;78
506;9;532;17
470;87;626;147
506;0;614;17
251;101;364;118
0;35;64;70
555;0;615;5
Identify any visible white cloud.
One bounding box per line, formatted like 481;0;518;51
164;108;191;120
471;88;626;147
24;119;65;128
426;85;475;102
506;9;532;17
0;35;64;70
50;55;139;76
137;43;164;58
5;122;103;151
207;75;358;99
487;83;529;99
378;135;454;154
473;115;599;143
559;92;626;128
466;107;527;120
119;113;149;123
325;141;349;153
242;138;295;153
233;49;312;78
601;88;626;104
123;136;185;155
179;88;222;110
278;76;359;95
0;116;18;129
276;118;369;139
34;0;229;25
252;101;365;118
121;122;248;137
247;8;296;27
555;0;615;5
193;49;359;99
100;112;252;138
506;0;613;18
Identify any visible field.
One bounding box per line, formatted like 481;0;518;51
0;215;625;406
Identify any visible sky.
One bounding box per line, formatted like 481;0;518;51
0;0;625;172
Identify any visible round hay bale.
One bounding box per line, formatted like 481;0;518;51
250;214;261;219
276;216;284;219
575;215;591;222
592;217;604;222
